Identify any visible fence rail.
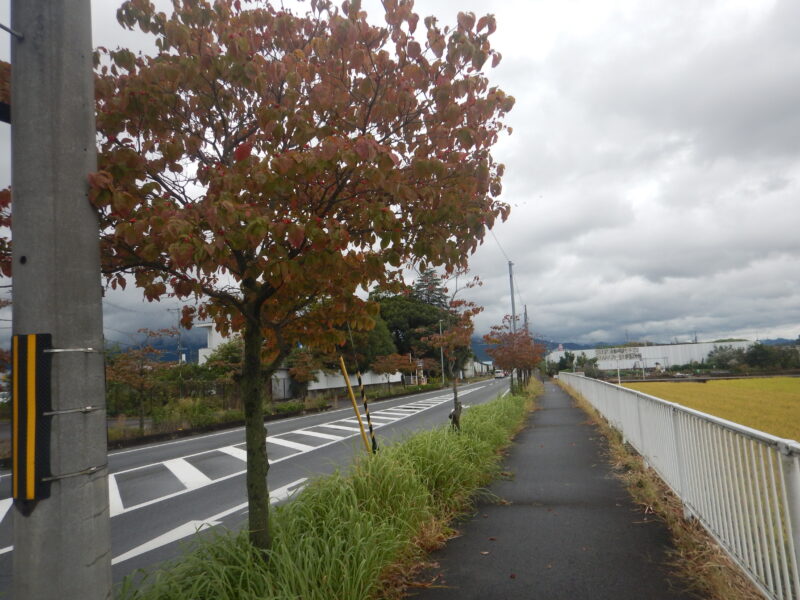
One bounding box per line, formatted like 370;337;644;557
559;373;800;600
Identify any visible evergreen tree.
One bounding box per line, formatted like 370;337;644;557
412;268;449;308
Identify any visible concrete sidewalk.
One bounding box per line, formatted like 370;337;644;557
408;380;695;600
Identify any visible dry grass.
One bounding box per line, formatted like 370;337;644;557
624;377;800;441
559;380;763;600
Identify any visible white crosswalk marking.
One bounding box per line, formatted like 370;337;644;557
164;458;214;489
292;429;344;442
316;423;362;432
108;474;124;516
218;446;248;461
0;499;13;524
267;437;316;452
341;418;382;427
48;384;485;524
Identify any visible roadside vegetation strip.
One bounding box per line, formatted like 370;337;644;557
558;381;762;600
624;377;800;441
116;384;538;600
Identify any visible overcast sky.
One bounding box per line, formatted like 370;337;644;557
2;0;799;346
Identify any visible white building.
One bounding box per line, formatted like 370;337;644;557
197;322;402;398
197;323;227;365
461;357;493;379
546;340;753;371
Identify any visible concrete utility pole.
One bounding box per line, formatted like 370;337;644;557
508;261;517;333
523;304;529;333
439;319;445;386
11;2;112;599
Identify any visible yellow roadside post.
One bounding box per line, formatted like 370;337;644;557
355;370;378;453
339;356;371;454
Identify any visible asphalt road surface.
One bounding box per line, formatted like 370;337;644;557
0;378;509;592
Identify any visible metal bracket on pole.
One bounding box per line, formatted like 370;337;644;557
0;22;24;40
43;347;101;354
43;406;102;416
42;464;105;483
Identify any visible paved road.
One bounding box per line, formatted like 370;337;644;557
409;380;693;600
0;379;509;591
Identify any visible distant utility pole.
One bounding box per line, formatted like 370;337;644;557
439;319;445;386
11;2;111;599
508;260;516;334
523;304;529;333
167;307;184;363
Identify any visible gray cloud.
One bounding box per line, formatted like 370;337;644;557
2;0;799;347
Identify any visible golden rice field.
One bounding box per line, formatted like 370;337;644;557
624;377;800;442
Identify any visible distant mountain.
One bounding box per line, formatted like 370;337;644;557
471;336;492;363
472;334;559;363
760;338;799;346
558;342;601;351
105;328;208;363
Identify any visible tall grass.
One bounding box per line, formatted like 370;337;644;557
118;387;536;600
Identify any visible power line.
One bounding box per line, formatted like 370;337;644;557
489;228;511;263
489;228;529;330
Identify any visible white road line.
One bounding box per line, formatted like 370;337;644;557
108;475;125;517
77;381;481;466
163;458;214;489
0;498;13;524
112;478;308;565
267;437;316;452
340;418;383;427
75;380;486;463
364;415;395;422
218;446;248;462
76;386;488;516
316;423;362;432
292;429;344;442
374;411;410;417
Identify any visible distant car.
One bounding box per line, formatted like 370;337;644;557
494;370;505;378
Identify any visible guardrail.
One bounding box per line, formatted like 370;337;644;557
559;372;800;600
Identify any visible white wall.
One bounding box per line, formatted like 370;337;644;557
307;370;402;390
197;323;229;365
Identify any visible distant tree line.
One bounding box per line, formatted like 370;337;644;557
705;342;800;372
545;340;800;378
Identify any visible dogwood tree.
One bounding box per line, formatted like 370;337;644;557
484;316;543;390
90;0;513;549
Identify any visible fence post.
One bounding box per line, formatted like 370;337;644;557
670;406;692;519
779;444;800;598
634;392;645;455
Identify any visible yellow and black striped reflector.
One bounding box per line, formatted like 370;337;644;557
12;333;52;504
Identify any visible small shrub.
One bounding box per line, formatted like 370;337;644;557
274;401;304;415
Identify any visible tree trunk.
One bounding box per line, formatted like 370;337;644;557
241;321;271;551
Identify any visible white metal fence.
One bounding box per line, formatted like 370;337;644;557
559;373;800;600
